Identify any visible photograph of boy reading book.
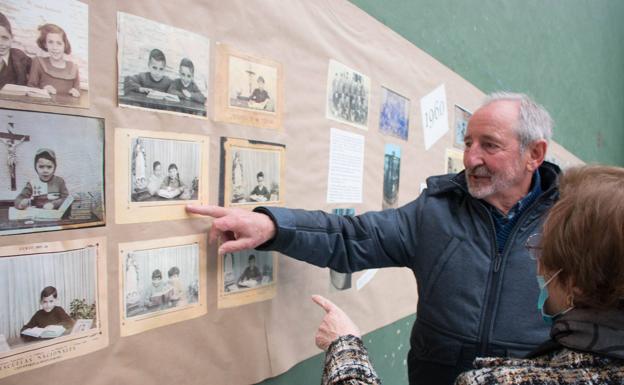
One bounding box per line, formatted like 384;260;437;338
20;286;74;341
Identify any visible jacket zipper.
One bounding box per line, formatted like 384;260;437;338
476;192;552;356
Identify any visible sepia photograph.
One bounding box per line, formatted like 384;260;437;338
220;137;285;208
0;237;108;379
446;147;464;174
214;43;283;129
117;12;210;118
382;143;401;209
379;86;410;140
453;104;472;149
218;248;277;308
0;108;104;236
115;128;209;224
119;235;207;337
0;0;89;109
129;136;201;203
228;56;277;113
326;59;370;130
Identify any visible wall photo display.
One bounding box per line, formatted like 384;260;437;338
0;237;108;379
214;43;284;129
118;234;207;337
0;0;89;109
117;12;210;118
0;108;105;236
218;248;277;309
219;137;285;208
326;59;371;130
115;128;209;224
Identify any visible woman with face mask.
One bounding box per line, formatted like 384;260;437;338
313;165;624;385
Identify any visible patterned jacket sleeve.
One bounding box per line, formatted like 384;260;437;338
322;335;381;385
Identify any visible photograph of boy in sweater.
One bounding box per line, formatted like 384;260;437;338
167;58;206;104
123;48;171;95
14;148;69;210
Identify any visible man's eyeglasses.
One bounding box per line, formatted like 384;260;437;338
525;233;542;260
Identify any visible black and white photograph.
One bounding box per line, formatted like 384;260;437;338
221;137;285;207
446;148;464;174
382;143;401;209
214;44;284;130
326;59;370;130
0;237;108;379
218;248;277;308
228;55;277;113
222;250;274;294
0;0;89;108
329;208;355;291
379;86;410;140
0;108;105;236
129;136;201;203
118;235;206;337
453;104;472;149
117;12;209;118
123;243;199;320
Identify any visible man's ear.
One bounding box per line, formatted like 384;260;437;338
526;139;547;172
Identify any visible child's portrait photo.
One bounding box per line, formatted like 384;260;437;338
0;237;108;379
117;12;209;118
326;59;371;130
214;44;283;130
382;143;401;209
0;0;89;108
446;147;464;174
453;104;472;149
119;235;207;337
379;86;410;140
129;136;201;203
0;108;105;236
220;137;285;208
228;56;277;113
218;249;277;308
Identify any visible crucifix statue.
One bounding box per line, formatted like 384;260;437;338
0;119;30;191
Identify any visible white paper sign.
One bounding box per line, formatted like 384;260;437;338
356;269;379;290
420;84;449;150
327;128;365;203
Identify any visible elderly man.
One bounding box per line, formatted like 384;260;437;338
187;92;559;385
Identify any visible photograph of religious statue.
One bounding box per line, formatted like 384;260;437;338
117;12;210;118
0;237;108;379
0;108;104;236
220;137;285;208
326;59;371;130
379;86;410;140
453;104;472;149
0;0;89;109
446;148;464;174
129;136;200;202
115;128;209;224
218;249;277;308
118;235;207;336
382;143;401;210
214;43;283;129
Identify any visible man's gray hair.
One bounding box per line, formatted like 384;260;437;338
482;92;553;150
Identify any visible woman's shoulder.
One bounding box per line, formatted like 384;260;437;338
455;349;624;385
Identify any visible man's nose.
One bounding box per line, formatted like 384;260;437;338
463;146;484;169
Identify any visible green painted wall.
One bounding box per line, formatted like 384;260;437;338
259;2;623;384
349;0;624;166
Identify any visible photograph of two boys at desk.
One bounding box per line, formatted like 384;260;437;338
123;244;200;319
